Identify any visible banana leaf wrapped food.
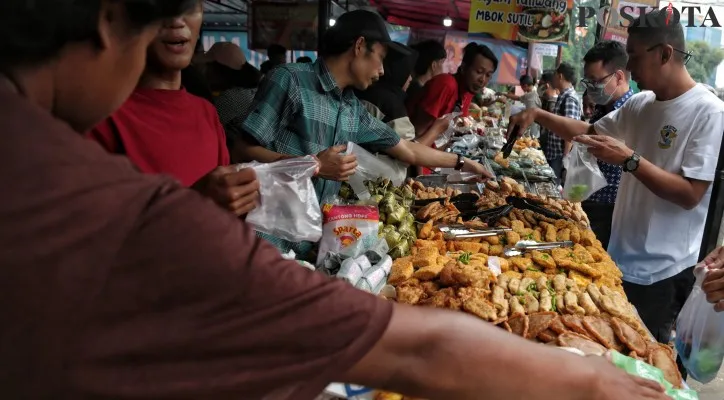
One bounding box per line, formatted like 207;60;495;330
389;240;411;259
384;229;403;249
386;204;406;225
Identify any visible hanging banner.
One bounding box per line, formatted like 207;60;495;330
602;0;660;44
443;32;528;85
468;0;574;44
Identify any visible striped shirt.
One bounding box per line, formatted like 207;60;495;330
543;87;581;160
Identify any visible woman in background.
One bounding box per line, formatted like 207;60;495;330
407;40;446;100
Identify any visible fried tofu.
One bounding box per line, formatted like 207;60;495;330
388;256;414;285
453;241;483;253
505;231;521;247
489;244;504;256
397;285;425;305
414;260;448;281
412;247;439;268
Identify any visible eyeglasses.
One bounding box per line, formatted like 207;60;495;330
580;72;615;89
646;43;692;65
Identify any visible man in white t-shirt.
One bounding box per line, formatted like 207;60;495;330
507;9;724;360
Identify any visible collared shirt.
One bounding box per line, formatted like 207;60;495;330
233;59;401;254
587;89;634;204
543;87;581;160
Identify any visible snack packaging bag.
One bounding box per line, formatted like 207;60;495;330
316;201;380;266
675;264;724;383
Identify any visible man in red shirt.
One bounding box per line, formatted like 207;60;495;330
0;0;668;398
87;0;259;216
407;42;498;135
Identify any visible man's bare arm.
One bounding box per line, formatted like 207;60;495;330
229;133;295;163
633;158;712;210
510;108;593;141
340;305;666;400
384;140;458;169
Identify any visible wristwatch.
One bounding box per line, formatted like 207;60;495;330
623;152;640;173
454;154;465;171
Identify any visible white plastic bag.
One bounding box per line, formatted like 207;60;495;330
675;265;724;383
237;156;322;242
347;142;406;200
562;143;608;202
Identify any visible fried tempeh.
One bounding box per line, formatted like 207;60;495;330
611;317;648;357
507;313;529;338
557;332;608;356
526;312;558;340
582;316;624;351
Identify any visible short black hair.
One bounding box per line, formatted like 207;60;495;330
461;42;498;71
628;8;687;61
296;56;313;63
556;62;576;83
319;31;381;57
583;40;629;74
520;75;533;86
0;0;198;72
540;70;555;84
410;40;446;76
267;44;287;57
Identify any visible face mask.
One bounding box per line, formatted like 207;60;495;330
586;75;615;105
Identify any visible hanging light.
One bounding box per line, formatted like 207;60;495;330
329;18;336;27
443;16;452;27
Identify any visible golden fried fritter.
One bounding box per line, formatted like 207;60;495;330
388;256;413;285
556;228;571;242
545;224;557;242
462;297;498;321
531;250;556;270
489;244;504;256
509;256;534;272
505;231;521;247
414;260;448;281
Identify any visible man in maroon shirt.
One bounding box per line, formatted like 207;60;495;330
88;0;259;216
407;42;498;135
0;1;668;399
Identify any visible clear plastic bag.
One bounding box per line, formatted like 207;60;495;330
434;112;461;149
675;265;724;383
562;143;608;202
347;142;406;200
237;156;322;242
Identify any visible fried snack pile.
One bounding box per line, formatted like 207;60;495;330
513;136;540;151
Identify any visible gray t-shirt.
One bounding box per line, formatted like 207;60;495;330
520;91;542;109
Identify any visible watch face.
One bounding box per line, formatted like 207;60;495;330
626;159;637;171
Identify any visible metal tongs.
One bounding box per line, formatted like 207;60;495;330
503;240;574;257
501;125;521;158
439;224;512;240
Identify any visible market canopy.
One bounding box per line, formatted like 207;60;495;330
370;0;471;31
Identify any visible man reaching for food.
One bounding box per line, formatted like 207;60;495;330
229;10;492;255
507;10;724;364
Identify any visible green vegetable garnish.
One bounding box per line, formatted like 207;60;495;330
542;254;550;260
527;282;537;292
551;294;557;312
558;268;566;274
526;267;540;272
458;252;472;265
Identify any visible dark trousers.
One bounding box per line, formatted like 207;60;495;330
581;201;614;250
548;157;564;181
623;267;696;380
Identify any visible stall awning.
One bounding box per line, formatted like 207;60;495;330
369;0;470;32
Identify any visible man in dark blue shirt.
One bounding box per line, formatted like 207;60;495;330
580;41;633;249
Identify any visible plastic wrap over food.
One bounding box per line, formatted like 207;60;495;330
434;112;462;149
238;156;322;242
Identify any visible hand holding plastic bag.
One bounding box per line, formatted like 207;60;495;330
562;142;608;202
347;142;406;199
237;156;322;242
675;264;724;383
434;112;461;149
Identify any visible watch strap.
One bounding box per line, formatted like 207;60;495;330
454;154;465;171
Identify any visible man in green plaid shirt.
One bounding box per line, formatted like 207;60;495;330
228;10;491;255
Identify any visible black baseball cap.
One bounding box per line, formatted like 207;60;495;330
329;10;410;56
